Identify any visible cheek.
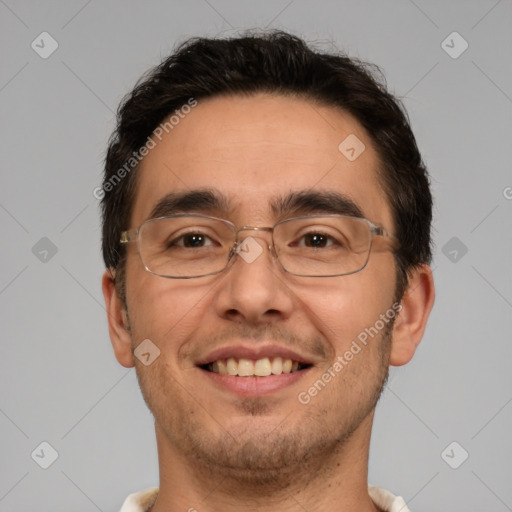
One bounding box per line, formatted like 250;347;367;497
126;265;218;355
291;265;395;354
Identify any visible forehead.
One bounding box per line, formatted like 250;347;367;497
131;93;393;231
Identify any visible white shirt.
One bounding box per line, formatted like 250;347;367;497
119;486;410;511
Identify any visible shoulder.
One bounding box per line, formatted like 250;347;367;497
119;487;159;512
368;486;410;512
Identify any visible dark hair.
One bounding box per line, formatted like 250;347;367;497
101;30;432;301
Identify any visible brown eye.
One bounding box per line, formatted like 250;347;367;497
168;232;216;249
303;233;330;248
181;233;207;247
294;231;341;249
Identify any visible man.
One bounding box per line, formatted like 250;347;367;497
101;31;435;512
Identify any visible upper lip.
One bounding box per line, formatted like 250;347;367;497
196;343;316;366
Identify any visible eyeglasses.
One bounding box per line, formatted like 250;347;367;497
120;213;398;279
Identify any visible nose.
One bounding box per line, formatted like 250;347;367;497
212;233;294;325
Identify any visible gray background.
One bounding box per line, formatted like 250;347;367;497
1;1;511;511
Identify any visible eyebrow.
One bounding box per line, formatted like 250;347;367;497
147;188;365;222
148;189;232;220
271;190;364;219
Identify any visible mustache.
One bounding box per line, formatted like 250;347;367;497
187;323;329;360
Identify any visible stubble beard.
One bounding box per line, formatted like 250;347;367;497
133;322;393;490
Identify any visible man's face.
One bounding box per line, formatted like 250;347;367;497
122;93;398;479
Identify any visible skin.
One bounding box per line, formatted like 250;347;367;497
102;93;435;512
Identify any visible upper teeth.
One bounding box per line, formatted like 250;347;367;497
210;357;300;377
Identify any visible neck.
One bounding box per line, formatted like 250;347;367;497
149;412;380;512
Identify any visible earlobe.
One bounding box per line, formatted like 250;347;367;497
389;265;435;366
101;269;135;368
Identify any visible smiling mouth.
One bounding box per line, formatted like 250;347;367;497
201;357;312;377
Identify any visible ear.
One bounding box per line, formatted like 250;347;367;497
389;265;435;366
102;269;135;368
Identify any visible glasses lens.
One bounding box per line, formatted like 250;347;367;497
274;216;372;276
139;216;234;277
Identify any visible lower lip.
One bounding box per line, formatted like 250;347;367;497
199;367;311;396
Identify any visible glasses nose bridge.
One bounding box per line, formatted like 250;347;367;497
236;224;273;234
233;225;275;252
